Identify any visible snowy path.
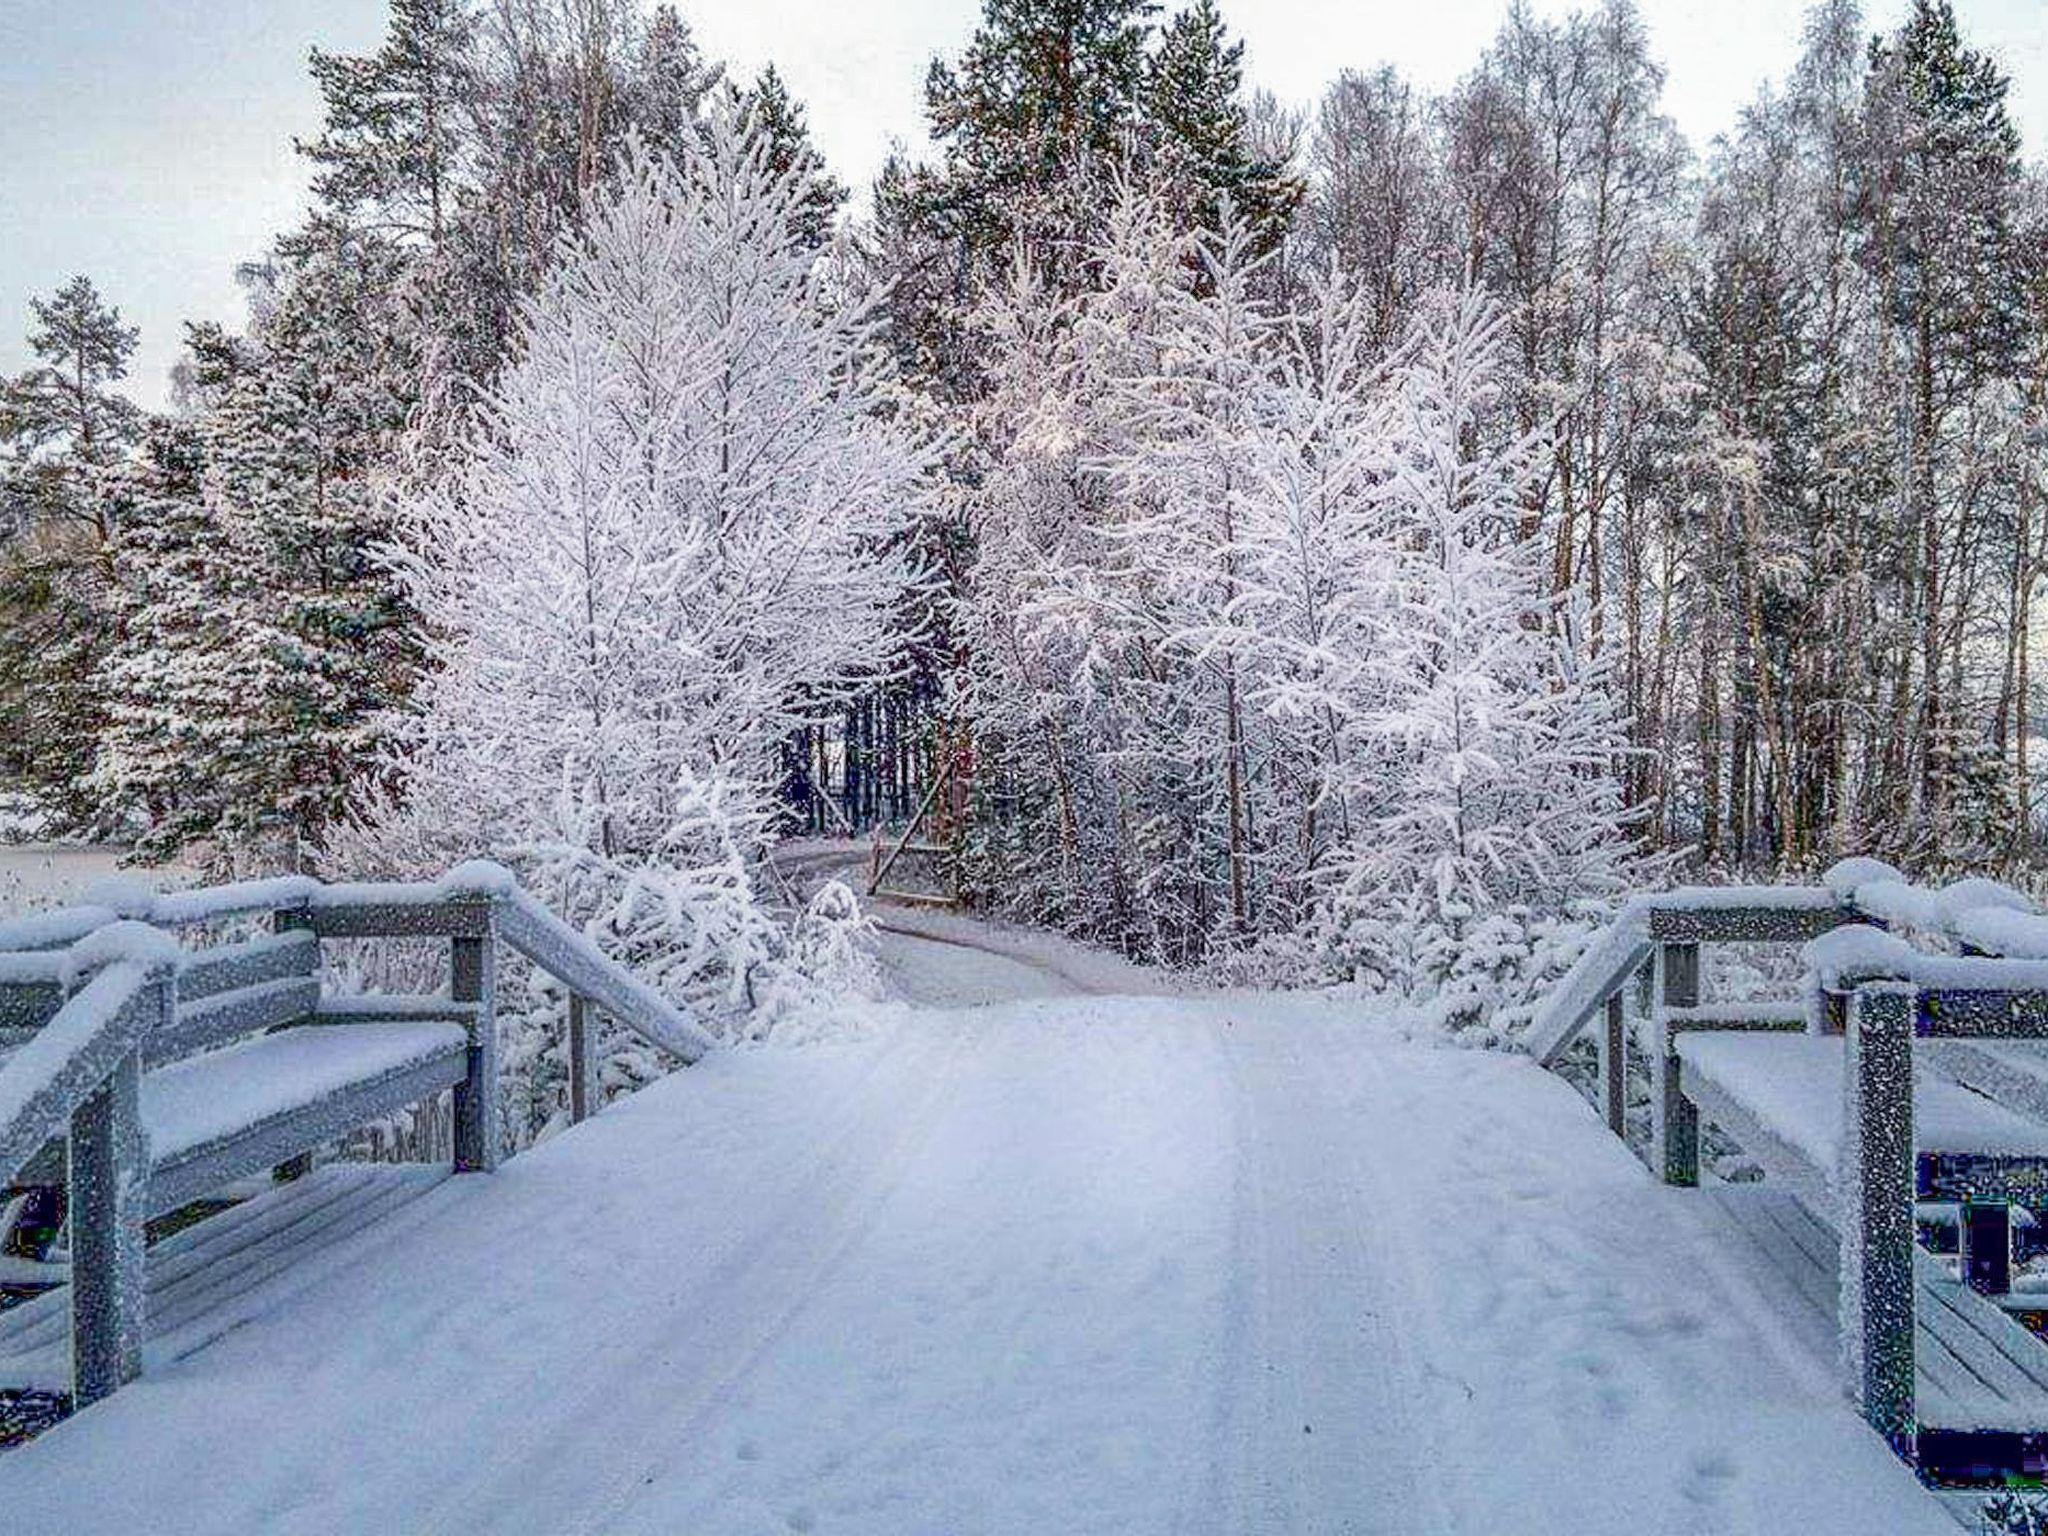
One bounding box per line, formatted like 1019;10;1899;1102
1;932;1957;1532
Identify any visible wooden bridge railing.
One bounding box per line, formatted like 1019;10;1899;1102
1530;858;2048;1466
0;862;714;1410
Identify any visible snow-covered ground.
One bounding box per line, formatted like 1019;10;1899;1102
1;902;1956;1533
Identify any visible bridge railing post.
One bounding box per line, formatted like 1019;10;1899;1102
1598;990;1627;1138
1839;980;1915;1451
1653;941;1700;1186
451;904;500;1173
70;965;169;1406
567;994;598;1125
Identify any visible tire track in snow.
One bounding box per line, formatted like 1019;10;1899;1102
402;1024;979;1536
1201;1013;1459;1535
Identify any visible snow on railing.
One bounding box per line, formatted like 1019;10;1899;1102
1530;861;2048;1064
1;862;716;1068
1524;908;1652;1066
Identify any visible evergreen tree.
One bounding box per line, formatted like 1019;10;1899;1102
91;421;249;859
0;275;144;542
1856;0;2030;830
1144;0;1300;249
910;0;1156;284
741;66;847;247
298;0;476;245
0;276;143;829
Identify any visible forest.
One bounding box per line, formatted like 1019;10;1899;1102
1;0;2043;1043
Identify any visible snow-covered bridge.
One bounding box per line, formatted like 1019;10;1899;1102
0;874;1989;1533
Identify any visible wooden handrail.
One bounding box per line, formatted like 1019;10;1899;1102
0;957;167;1189
490;888;715;1065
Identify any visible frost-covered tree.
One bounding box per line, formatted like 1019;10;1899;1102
367;104;936;1037
1099;198;1279;938
1322;289;1634;1024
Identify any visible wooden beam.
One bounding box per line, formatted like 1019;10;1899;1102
1598;992;1626;1137
67;973;165;1406
145;977;321;1068
1653;942;1701;1187
568;995;596;1125
307;901;492;940
451;932;499;1173
1962;1201;2013;1297
178;930;318;1004
1646;906;1851;944
1842;983;1916;1450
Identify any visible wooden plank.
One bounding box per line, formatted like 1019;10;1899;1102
1652;942;1700;1186
176;931;318;1004
1932;1040;2048;1124
0;979;63;1033
310;995;480;1026
1961;1201;2013;1295
146;977;322;1067
1708;1187;2048;1437
307;901;492;940
148;1047;466;1216
450;934;499;1173
1681;1066;1834;1215
568;995;596;1125
1919;990;2048;1040
0;1166;450;1394
1598;992;1625;1136
0;1170;379;1357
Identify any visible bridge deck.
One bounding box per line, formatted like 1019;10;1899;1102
0;999;1955;1536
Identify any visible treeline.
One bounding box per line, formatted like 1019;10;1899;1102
1;0;2044;947
0;1;788;866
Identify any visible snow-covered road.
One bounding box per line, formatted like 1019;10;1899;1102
1;923;1957;1533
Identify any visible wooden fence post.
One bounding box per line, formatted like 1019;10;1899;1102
451;913;499;1173
1841;982;1916;1450
1599;991;1627;1137
70;970;166;1405
1653;941;1701;1186
567;994;597;1125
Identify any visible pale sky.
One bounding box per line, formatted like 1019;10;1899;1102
5;0;2045;412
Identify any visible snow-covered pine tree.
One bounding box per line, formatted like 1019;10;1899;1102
1322;287;1634;1031
364;101;936;1052
191;221;418;866
0;275;146;831
1144;0;1301;249
92;420;251;860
